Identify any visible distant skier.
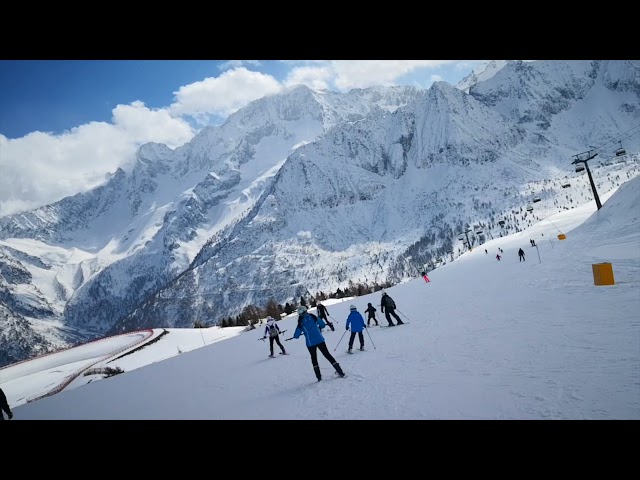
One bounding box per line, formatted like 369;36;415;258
316;302;335;331
496;253;501;261
364;302;379;327
263;317;287;357
0;387;12;420
381;291;404;326
345;304;366;353
290;306;345;381
421;270;430;283
485;249;488;254
518;248;526;262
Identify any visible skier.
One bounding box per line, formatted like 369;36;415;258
0;387;13;420
263;317;286;357
345;305;366;353
364;302;379;327
290;306;345;381
381;291;404;326
316;302;335;331
518;248;526;262
421;270;430;283
496;253;501;261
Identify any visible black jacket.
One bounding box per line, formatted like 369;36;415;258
381;295;396;312
316;304;328;319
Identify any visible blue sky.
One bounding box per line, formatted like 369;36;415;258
0;60;487;216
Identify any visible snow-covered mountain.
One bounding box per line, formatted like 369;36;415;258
456;60;510;93
1;60;638;367
0;85;423;365
113;60;640;333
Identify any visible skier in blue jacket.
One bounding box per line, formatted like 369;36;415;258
345;304;366;353
292;306;345;381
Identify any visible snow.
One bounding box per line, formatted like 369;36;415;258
2;175;638;420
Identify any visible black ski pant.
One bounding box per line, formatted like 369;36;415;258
367;316;378;326
348;331;364;349
319;316;335;331
308;342;344;380
269;335;285;355
384;308;402;325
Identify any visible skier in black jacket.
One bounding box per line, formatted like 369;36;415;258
364;302;379;327
316;302;335;331
381;291;404;326
0;387;13;420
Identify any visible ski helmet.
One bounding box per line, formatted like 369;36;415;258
349;304;356;310
297;306;307;315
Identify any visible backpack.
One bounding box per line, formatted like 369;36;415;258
268;323;279;337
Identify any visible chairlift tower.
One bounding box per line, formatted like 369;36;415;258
572;149;602;210
458;228;474;249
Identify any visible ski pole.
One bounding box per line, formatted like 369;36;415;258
396;310;412;322
328;314;339;324
364;327;376;349
334;328;348;351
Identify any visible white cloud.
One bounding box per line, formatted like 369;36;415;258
0;102;195;216
284;65;334;90
330;60;456;90
430;74;444;82
168;67;282;121
281;60;464;92
218;60;262;71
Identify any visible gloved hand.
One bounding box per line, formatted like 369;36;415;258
8;411;13;419
345;327;349;331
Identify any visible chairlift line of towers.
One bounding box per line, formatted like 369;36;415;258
428;137;635;271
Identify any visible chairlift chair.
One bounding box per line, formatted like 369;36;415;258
475;229;483;234
498;220;505;227
562;183;571;188
575;164;585;172
526;205;533;212
533;197;541;203
615;141;626;157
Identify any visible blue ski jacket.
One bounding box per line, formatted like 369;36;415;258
345;311;366;332
293;313;326;347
